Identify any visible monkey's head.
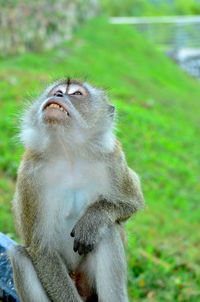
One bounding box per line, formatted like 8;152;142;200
20;79;116;153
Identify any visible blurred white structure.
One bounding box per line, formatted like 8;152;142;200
110;16;200;79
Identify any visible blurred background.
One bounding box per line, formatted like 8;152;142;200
0;0;200;301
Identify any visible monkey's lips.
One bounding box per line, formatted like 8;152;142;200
42;99;70;123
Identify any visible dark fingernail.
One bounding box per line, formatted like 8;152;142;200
74;241;78;252
87;244;93;252
78;244;84;255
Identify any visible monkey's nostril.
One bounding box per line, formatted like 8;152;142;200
54;90;64;97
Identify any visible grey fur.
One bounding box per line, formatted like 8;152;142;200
9;79;145;302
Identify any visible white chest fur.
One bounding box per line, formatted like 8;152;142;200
41;156;109;206
37;155;110;268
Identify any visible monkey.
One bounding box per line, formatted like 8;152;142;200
8;78;145;302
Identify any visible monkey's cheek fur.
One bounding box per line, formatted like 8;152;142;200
43;107;70;124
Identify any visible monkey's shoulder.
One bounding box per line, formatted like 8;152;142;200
106;139;142;195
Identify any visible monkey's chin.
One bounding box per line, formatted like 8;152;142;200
43;108;69;124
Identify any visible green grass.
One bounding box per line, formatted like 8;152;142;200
0;17;200;301
99;0;200;16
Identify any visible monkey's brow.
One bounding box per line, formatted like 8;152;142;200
59;78;84;87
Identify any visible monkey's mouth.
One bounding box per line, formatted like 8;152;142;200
42;98;70;123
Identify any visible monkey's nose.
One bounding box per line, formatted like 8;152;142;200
54;90;64;97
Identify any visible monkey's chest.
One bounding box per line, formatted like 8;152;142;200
42;184;96;231
42;158;109;204
40;158;110;252
42;158;109;193
41;188;94;269
61;189;91;219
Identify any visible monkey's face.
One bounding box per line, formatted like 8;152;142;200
42;82;88;125
21;79;115;151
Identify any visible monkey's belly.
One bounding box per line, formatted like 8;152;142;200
70;271;98;302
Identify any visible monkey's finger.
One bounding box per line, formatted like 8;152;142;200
73;240;79;252
70;229;75;237
78;243;85;255
86;244;93;253
82;244;92;255
80;243;93;255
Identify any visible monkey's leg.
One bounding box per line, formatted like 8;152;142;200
8;245;50;302
86;226;129;302
9;245;83;302
28;246;83;302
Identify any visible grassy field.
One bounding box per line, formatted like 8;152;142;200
0;17;200;301
100;0;200;16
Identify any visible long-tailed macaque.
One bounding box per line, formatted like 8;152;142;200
8;78;145;302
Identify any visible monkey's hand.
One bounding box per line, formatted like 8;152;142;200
70;207;112;255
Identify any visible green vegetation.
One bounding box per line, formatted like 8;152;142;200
0;17;200;301
100;0;200;16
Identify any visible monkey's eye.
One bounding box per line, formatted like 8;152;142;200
54;90;64;97
71;91;82;96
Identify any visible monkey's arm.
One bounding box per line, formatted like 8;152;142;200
71;144;145;255
9;245;83;302
13;154;82;302
27;248;82;302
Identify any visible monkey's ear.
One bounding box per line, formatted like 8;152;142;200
109;105;115;119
